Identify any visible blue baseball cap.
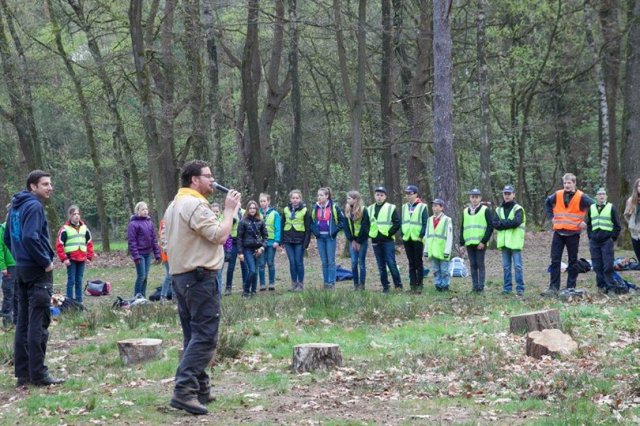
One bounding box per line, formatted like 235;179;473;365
502;185;515;193
404;185;419;194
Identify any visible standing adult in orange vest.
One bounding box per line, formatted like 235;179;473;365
542;173;594;296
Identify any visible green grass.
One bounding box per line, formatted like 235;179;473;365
1;238;639;424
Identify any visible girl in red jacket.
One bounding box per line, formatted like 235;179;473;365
56;205;94;303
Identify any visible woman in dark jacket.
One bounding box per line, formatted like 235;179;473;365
237;200;268;297
344;191;370;290
127;201;160;297
281;189;312;292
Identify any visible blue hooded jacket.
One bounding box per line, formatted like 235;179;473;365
3;190;54;269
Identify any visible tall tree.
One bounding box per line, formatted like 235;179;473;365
287;0;302;187
48;0;110;250
67;0;140;214
432;0;459;240
334;0;366;190
476;0;493;202
204;0;225;179
621;0;640;197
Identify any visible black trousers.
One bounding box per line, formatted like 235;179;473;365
173;269;220;399
1;265;17;324
549;232;580;290
589;238;615;289
14;267;53;382
467;245;486;290
404;240;424;289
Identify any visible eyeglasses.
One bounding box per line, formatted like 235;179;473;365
200;174;213;179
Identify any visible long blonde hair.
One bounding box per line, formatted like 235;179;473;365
345;191;363;221
625;178;640;217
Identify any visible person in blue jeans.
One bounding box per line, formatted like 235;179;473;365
424;199;453;291
237;201;268;297
367;187;402;292
344;191;370;290
258;193;281;291
127;201;161;297
493;186;526;296
282;190;311;291
55;205;94;304
311;187;344;289
225;207;248;294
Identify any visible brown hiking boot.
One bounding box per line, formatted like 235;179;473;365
198;391;216;405
170;395;208;415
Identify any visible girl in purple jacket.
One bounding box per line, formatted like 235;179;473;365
128;201;160;297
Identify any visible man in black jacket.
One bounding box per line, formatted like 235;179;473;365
586;187;621;292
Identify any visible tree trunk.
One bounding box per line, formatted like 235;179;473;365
48;0;110;251
204;0;225;180
292;343;342;373
476;0;493;203
381;0;396;199
432;0;459;241
287;0;301;187
67;0;140;213
599;0;621;205
509;309;561;334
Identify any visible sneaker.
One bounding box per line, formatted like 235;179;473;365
288;282;298;292
170;395;208;415
224;288;232;296
241;292;250;298
292;283;304;292
540;288;559;297
501;290;512;295
259;287;267;292
268;286;275;291
515;292;525;299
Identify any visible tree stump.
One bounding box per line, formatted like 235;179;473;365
509;309;561;334
292;343;342;373
526;329;577;359
117;338;163;365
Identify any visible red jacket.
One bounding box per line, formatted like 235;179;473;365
56;220;94;263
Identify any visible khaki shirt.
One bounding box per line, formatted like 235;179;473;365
163;189;224;274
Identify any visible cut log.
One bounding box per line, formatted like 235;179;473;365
292;343;342;373
117;338;163;365
526;329;577;359
509;309;561;334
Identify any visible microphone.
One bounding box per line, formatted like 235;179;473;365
212;181;230;194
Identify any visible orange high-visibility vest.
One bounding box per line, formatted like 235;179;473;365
552;189;585;232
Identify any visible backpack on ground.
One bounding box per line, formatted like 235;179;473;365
149;286;172;302
609;272;639;294
613;257;637;271
112;294;149;309
449;257;469;278
336;265;353;281
85;279;112;296
576;258;592;273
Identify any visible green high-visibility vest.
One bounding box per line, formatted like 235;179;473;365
590;203;614;232
368;203;395;238
346;206;364;237
425;215;450;260
264;210;276;240
63;224;88;253
283;206;307;231
462;205;488;246
496;204;526;250
231;208;245;238
402;203;427;241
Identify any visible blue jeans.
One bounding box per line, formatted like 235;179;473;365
258;245;276;288
66;260;86;303
242;248;259;294
134;253;152;297
502;249;525;294
431;258;450;289
284;243;305;283
226;239;248;291
349;240;368;287
160;262;173;298
317;235;337;286
372;240;402;291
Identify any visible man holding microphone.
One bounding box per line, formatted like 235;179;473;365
163;160;241;415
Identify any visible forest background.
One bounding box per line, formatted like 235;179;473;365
0;0;639;249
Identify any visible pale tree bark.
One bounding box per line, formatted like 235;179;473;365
584;1;611;189
66;0;140;213
599;0;622;205
433;0;460;240
48;0;110;251
621;0;640;202
334;0;366;190
381;0;394;200
476;0;493;203
287;0;302;187
204;0;225;180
